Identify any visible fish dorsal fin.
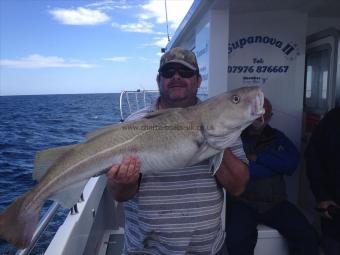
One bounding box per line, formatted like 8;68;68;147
143;108;182;119
49;179;89;208
33;144;76;181
86;124;117;140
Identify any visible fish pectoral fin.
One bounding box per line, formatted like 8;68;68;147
49;180;89;209
187;143;219;166
203;127;241;150
33;144;77;181
208;151;224;174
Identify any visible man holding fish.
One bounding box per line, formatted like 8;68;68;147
0;48;265;252
106;47;250;255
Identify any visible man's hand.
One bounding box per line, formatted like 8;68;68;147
106;156;141;202
107;156;141;185
317;200;340;220
246;153;257;161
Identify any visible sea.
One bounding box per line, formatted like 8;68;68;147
0;93;136;255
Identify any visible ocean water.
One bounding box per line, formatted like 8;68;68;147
0;93;124;255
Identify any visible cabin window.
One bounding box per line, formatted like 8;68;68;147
322;71;328;99
305;66;312;98
304;46;331;112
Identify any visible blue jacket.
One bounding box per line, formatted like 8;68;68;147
242;125;300;180
238;125;300;212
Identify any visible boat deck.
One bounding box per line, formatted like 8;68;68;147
44;177;290;255
98;229;124;255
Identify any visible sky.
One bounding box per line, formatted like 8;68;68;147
0;0;194;96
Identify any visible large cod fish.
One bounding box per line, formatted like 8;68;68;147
0;86;264;248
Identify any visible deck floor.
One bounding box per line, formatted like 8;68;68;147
98;228;125;255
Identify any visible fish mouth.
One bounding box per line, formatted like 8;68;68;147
252;91;265;118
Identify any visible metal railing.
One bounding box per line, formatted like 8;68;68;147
119;89;159;122
15;202;60;255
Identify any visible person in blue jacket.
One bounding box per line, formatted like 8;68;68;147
226;98;319;255
305;107;340;255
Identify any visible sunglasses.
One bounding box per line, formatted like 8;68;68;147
160;68;197;79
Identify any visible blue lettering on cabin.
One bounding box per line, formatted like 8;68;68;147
228;35;294;55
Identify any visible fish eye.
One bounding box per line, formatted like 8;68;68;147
232;95;240;104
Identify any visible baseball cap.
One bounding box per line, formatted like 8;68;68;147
158;47;199;72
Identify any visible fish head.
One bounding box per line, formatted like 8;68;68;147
213;86;265;132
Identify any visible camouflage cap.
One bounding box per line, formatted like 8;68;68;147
158;47;199;72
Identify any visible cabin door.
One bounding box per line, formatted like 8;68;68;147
303;31;339;135
299;29;340;218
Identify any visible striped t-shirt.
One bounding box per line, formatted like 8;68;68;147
122;101;247;255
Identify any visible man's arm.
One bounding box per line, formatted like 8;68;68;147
305;120;330;203
106;156;141;202
305;120;340;220
215;148;249;196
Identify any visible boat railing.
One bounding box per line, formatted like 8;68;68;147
119;89;159;122
15;202;60;255
118;89;210;122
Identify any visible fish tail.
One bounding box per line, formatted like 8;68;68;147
0;191;43;249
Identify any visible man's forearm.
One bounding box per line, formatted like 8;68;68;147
108;181;139;202
215;149;249;196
